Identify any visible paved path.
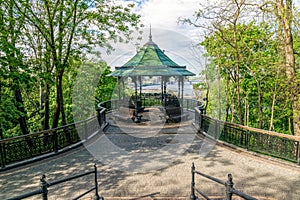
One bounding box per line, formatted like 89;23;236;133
1;119;300;200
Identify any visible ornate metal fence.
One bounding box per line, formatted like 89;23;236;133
195;107;300;164
0;116;101;169
190;163;257;200
100;98;198;111
8;164;103;200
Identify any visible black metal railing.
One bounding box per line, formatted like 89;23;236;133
99;98;198;112
0;116;101;168
190;163;257;200
194;107;300;165
96;106;107;128
98;99;119;112
8;164;103;200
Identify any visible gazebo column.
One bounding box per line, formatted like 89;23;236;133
178;76;181;100
133;76;141;122
139;76;142;100
161;76;164;105
164;76;167;107
181;76;184;106
132;77;138;122
122;78;125;99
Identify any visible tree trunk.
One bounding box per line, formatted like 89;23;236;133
14;89;30;135
217;61;221;120
204;65;210;111
275;0;299;135
269;89;277;131
256;80;263;129
52;69;67;128
0;124;3;139
269;66;280;131
233;23;243;125
43;84;50;130
0;85;3;139
225;74;230;122
230;92;235;123
52;76;61;129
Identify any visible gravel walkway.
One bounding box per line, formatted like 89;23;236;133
1;120;300;200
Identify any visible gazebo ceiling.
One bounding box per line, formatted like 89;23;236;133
108;33;195;77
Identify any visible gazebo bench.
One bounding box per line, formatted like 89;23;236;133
165;106;188;123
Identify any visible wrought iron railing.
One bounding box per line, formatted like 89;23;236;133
190;163;257;200
99;98;198;112
194;107;300;165
0;116;101;169
8;164;103;200
98;99;119;112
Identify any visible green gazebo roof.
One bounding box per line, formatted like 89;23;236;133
109;34;195;77
122;40;179;67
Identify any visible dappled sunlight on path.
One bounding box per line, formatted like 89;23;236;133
1;120;300;199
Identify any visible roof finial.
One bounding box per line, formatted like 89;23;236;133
149;24;152;41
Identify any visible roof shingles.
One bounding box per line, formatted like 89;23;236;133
109;37;195;77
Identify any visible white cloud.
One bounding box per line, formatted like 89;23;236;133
139;0;200;38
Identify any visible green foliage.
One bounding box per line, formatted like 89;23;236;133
95;67;117;103
201;21;293;132
0;0;141;138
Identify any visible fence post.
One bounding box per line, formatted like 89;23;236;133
53;131;58;153
225;174;234;200
0;142;5;168
84;121;88;140
200;114;203;130
96;107;102;128
199;107;205;130
190;162;197;200
94;164;103;200
103;109;106;125
297;141;300;166
40;175;48;200
246;130;249;150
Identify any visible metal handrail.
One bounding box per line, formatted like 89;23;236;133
7;164;103;200
0;115;101;169
194;108;300;165
190;163;257;200
0;116;97;144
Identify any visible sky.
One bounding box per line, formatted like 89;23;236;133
100;0;205;76
100;0;300;76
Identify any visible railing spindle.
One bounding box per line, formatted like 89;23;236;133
0;142;5;168
296;141;300;165
94;164;101;200
190;162;197;200
198;114;300;164
225;174;234;200
40;175;48;200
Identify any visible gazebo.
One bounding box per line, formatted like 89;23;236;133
109;31;195;122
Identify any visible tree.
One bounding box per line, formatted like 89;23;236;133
252;0;300;135
0;0;33;136
181;0;259;125
182;0;299;134
12;0;141;128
